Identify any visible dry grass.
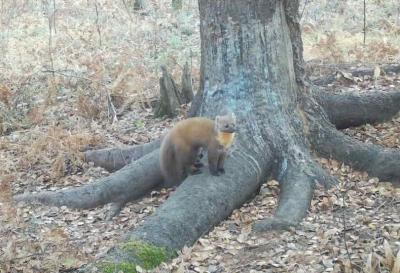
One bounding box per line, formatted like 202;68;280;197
0;0;200;133
1;0;400;134
19;127;104;178
302;0;400;63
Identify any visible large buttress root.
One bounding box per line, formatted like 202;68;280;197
15;151;163;209
314;89;400;129
306;96;400;184
310;120;400;184
82;145;272;272
84;139;161;172
252;146;336;232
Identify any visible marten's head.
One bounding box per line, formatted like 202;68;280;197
215;112;236;133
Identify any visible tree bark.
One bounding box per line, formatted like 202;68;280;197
133;0;146;11
180;62;194;103
82;2;335;269
154;66;182;118
84;139;161;172
14;0;400;271
314;89;400;129
171;0;182;10
15;151;162;218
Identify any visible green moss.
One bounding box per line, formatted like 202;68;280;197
97;241;176;272
121;241;174;270
98;262;136;273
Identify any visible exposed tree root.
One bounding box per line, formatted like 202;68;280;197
15;151;163;209
308;110;400;184
82;89;400;175
96;145;272;260
311;63;400;86
252;146;336;232
84;139;161;172
315;89;400;129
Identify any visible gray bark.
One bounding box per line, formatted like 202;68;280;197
181;62;194;103
84;139;161;172
307;103;400;184
171;0;182;10
15;151;162;212
314;89;400;129
133;0;146;10
154;66;182;118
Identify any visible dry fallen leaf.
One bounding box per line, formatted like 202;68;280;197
393;250;400;273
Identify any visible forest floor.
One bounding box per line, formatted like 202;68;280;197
1;67;400;273
1;1;400;273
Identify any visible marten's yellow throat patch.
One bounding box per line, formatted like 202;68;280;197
217;132;235;148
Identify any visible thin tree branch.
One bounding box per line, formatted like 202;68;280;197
94;0;102;47
339;182;354;273
300;0;309;19
363;0;366;45
52;0;56;33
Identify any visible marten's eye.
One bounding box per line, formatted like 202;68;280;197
225;124;229;128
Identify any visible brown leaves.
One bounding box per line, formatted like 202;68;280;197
393;251;400;273
0;84;12;106
77;93;104;120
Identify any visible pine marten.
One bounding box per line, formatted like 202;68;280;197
160;112;236;187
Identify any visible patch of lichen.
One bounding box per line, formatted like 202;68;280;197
98;262;137;273
121;241;174;270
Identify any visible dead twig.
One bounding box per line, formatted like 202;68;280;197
363;0;366;46
41;69;106;86
121;0;134;21
300;0;309;19
106;89;118;124
47;7;55;80
338;181;362;273
94;0;102;47
52;0;56;33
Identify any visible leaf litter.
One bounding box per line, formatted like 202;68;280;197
1;74;399;273
1;1;400;272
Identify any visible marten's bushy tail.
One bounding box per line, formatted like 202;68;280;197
160;135;181;187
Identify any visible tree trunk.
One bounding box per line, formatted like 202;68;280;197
15;0;400;271
180;61;194;103
154;65;194;118
154;66;182;118
133;0;146;11
171;0;182;10
314;89;400;129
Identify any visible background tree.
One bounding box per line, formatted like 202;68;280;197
172;0;182;10
15;0;400;271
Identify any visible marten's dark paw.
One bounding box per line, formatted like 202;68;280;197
193;161;204;168
218;168;225;175
190;168;202;175
198;150;204;159
210;169;220;176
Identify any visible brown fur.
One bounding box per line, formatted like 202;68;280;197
160;114;236;187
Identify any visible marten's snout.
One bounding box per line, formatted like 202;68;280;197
223;123;236;133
